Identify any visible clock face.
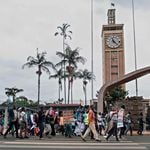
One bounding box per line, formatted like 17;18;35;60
106;35;121;48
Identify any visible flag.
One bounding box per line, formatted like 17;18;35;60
111;3;115;7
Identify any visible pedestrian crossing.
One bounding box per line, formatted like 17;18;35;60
0;141;147;150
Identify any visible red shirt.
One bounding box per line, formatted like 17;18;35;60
88;109;95;124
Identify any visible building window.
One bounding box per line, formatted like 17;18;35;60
111;72;118;75
111;65;118;68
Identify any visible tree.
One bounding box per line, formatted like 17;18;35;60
55;23;72;104
104;86;128;110
56;46;86;104
22;49;54;106
50;67;64;101
65;68;81;104
70;70;81;104
5;87;23;107
15;96;38;108
78;69;95;105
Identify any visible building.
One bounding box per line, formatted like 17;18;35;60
45;103;81;123
101;8;125;84
115;97;150;130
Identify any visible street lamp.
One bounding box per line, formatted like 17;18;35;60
132;0;138;96
3;98;11;133
91;0;94;100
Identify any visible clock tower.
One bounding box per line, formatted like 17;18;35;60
101;8;125;84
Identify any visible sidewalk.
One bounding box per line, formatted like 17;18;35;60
129;130;150;136
0;134;108;143
0;131;149;143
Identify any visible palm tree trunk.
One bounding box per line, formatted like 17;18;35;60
67;77;70;104
83;83;87;106
71;81;73;104
64;77;66;103
63;36;67;104
37;73;41;106
85;85;87;106
59;83;61;101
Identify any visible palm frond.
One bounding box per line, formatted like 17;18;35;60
57;26;63;31
68;35;72;40
76;56;86;64
42;61;55;69
41;66;51;75
27;56;36;62
55;60;67;68
56;51;66;59
54;32;59;36
22;62;37;69
50;74;58;78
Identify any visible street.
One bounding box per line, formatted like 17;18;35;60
0;135;149;150
0;142;147;150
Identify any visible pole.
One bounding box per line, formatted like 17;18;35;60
91;0;94;100
132;0;138;96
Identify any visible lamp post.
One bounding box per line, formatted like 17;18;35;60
132;0;138;96
3;98;11;133
91;0;94;100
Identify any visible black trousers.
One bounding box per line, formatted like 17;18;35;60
4;120;19;138
39;122;44;138
106;122;118;141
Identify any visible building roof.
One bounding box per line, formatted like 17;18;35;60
46;103;81;108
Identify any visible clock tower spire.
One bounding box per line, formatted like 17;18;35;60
107;9;116;24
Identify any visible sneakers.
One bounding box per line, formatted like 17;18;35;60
95;139;101;142
81;135;86;142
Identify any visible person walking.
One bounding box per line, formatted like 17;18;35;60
18;107;28;139
105;107;119;141
38;106;45;139
137;112;144;135
81;105;100;142
3;106;19;138
124;112;133;136
117;105;125;139
97;112;105;135
45;109;52;138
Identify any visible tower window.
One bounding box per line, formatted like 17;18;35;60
111;65;118;68
111;72;118;75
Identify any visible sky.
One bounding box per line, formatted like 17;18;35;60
0;0;150;104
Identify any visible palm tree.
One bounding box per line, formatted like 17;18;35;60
50;67;64;102
69;69;81;104
22;49;54;106
56;46;86;104
55;23;72;104
78;69;95;106
5;87;23;107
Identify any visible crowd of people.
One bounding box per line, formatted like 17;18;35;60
0;104;146;141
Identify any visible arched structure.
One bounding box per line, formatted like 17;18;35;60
98;66;150;113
